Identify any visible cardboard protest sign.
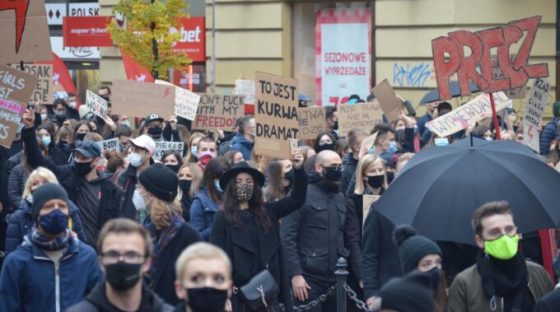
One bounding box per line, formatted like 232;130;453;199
155;80;200;121
111;80;175;118
254;72;299;159
426;91;512;138
337;101;383;138
0;99;25;148
372;79;402;123
192;94;244;131
523;78;550;152
153;141;184;161
296;106;326;140
96;138;119;154
0;0;52;63
12;64;53;104
432;16;548;100
86;90;108;118
362;195;380;225
233;79;255;104
0;64;38;105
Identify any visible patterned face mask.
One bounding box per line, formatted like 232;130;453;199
235;183;254;202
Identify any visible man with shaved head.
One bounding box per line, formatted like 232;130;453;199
281;150;348;311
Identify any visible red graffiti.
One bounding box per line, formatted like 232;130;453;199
0;0;30;53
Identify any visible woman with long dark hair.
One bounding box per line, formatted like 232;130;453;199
264;159;294;202
210;150;306;312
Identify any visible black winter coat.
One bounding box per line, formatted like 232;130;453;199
361;206;402;299
210;166;308;312
281;174;348;282
7;163;29;210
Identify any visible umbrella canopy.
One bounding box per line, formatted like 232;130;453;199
374;138;560;245
420;81;481;104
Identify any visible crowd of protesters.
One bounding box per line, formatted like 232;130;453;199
0;87;559;312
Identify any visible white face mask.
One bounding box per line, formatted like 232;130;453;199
128;152;144;168
132;189;146;211
40;113;48;121
69;101;77;109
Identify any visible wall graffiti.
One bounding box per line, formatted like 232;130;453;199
393;63;433;88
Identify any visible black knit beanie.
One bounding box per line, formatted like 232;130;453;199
380;272;435;312
393;225;442;274
139;163;178;201
32;183;69;221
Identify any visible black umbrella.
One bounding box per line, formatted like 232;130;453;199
420;81;481;104
374;138;560;245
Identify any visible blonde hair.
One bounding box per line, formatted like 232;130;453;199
354;154;388;195
175;242;232;282
22;167;59;199
178;162;203;198
148;196;183;230
185;132;205;163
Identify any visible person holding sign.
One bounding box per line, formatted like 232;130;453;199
210;150;306;312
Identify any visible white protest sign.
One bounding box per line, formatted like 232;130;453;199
155;80;200;121
523;78;550;152
86;90;107;118
426;92;512;138
96;138;119;154
233;79;255;104
154;141;184;161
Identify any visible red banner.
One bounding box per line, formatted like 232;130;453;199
121;50;154;82
63;16;112;47
172;17;206;62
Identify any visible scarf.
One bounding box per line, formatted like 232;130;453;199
30;227;71;251
476;251;529;311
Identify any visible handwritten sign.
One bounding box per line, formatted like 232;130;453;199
12;64;53;104
0;64;38;105
297;106;326;140
523;78;550;152
338;101;383;138
432;16;548;100
86;90;107;118
0;0;52;63
96;138;119;154
491;56;527;99
0;99;25;147
372;79;402;123
192;94;244;131
155;80;200;121
233;79;255;104
112;80;175;118
255;72;299;159
426;91;512;138
153;141;184;161
362;195;381;225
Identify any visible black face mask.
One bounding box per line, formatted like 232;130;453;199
317;143;335;153
179;180;192;193
395;129;406;143
148;126;163;138
187;287;229;312
366;175;385;189
165;164;180;173
428;267;441;290
76;133;86;141
386;171;395;185
284;169;295;185
105;262;143;291
75;161;94;177
333;121;339;130
322;166;342;182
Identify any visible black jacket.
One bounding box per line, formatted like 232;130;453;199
147;223;200;306
22;126;124;242
117;159;156;220
361;206;402;299
344;193;364;283
341;153;358;194
51;141;73;166
281;173;348;282
66;283;174;312
210;166;308;312
7;163;29;210
1;150;22;213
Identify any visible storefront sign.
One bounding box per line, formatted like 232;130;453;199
171;17;206;62
63;16;112;47
50;37;100;60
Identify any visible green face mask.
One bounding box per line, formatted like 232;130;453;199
484;234;519;260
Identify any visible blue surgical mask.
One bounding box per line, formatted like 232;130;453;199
128;152;144;168
214;179;223;193
434;137;449;147
388;141;398;153
191;146;198;157
42;135;51;146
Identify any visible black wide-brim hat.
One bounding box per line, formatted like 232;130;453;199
219;161;265;190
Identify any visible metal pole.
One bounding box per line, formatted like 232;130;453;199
211;0;216;92
335;257;348;312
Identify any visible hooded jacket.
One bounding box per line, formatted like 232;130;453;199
230;133;254;160
0;235;101;312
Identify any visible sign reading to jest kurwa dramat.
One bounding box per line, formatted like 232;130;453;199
337;101;383;138
192;94;244;131
523;77;550;152
255;72;299;159
432;16;548;100
426;91;512;138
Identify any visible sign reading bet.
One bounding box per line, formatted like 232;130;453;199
432;16;548;100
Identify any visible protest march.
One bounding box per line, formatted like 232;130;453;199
2;1;560;312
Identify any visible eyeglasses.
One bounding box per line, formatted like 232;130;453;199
101;251;146;264
322;164;342;171
485;225;518;241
